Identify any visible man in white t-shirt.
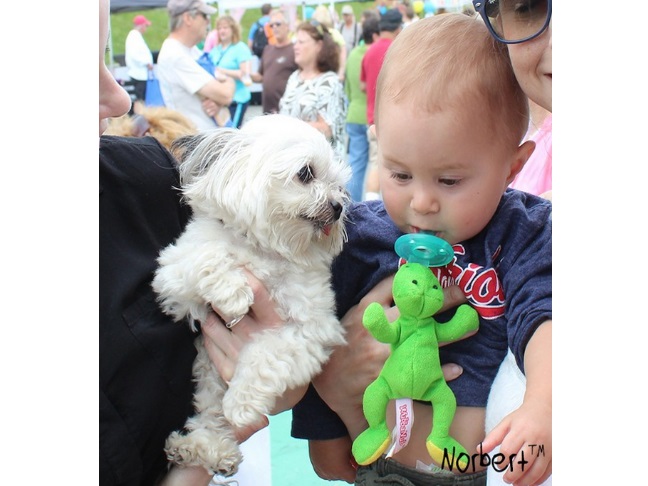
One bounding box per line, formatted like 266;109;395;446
125;14;154;105
157;0;234;131
338;5;362;56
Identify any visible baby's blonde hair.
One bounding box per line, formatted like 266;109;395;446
376;13;529;148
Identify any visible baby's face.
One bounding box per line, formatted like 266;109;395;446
376;100;524;244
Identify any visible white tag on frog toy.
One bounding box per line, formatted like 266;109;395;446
386;398;414;458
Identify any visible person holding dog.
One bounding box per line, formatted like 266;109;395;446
101;1;283;484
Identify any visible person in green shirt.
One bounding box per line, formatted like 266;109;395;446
344;12;379;202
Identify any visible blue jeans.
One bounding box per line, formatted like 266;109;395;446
346;122;369;202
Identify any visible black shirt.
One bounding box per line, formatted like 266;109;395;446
99;136;195;486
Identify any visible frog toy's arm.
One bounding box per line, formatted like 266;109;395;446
436;304;479;343
362;301;400;344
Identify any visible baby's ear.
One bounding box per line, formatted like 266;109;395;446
505;140;536;185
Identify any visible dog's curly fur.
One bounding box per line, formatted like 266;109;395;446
151;114;351;476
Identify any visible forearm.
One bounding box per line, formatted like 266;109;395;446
158;465;212;486
219;67;243;80
199;77;235;105
220;61;250;82
270;384;308;415
308;115;332;140
523;319;552;408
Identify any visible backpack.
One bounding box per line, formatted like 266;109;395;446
251;20;269;58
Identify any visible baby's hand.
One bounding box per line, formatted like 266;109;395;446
480;398;552;485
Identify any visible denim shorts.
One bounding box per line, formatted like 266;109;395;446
355;456;487;486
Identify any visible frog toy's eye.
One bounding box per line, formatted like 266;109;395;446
394;233;453;267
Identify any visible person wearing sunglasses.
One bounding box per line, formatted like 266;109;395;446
474;0;552;199
473;2;553;486
250;9;298;114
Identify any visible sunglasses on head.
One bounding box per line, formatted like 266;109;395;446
472;0;551;44
309;19;328;38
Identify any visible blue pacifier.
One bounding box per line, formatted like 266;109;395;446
394;233;454;267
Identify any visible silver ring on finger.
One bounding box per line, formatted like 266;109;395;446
225;314;245;329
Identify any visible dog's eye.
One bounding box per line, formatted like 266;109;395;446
297;165;314;184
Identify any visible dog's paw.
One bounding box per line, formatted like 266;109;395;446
209;285;254;320
165;430;242;477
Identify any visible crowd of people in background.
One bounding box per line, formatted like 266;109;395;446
112;1;520;203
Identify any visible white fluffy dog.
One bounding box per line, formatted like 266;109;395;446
151;114;350;476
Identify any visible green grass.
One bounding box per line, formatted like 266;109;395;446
109;1;374;63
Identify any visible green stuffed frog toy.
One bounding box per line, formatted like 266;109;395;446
352;262;479;470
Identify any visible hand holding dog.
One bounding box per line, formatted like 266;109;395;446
202;269;311;442
203;270;283;383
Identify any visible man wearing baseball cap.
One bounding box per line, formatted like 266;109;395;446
167;0;217;17
125;14;154;109
157;0;234;131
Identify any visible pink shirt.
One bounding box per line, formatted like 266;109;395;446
510;114;552;196
203;30;219;53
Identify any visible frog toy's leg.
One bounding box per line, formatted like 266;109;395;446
423;380;470;471
352;376;393;465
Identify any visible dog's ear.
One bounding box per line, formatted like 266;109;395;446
173;128;240;187
169;133;208;165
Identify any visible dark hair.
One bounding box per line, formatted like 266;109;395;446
261;3;272;15
361;16;380;44
297;21;340;74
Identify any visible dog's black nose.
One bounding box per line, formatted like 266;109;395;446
330;200;343;221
